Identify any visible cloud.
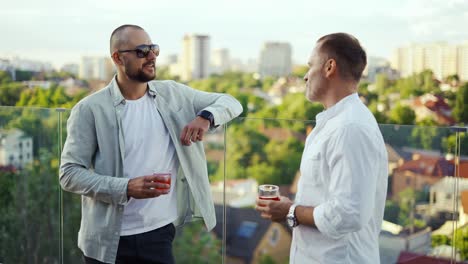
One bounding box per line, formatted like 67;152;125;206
398;0;468;41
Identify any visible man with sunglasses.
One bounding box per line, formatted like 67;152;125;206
60;24;243;264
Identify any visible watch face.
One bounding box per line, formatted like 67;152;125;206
287;215;294;227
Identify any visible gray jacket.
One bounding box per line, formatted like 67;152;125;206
59;77;243;263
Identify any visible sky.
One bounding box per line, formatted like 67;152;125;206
1;0;467;69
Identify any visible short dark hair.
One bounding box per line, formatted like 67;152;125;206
317;33;367;82
109;24;144;54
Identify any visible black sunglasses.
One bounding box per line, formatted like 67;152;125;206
118;44;160;58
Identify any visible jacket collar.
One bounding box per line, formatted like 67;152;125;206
109;75;158;106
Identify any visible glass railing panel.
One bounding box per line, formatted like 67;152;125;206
379;124;457;263
173;126;225;263
0;106;61;263
58;109;226;263
224;117;313;264
225;118;463;264
58;109;83;264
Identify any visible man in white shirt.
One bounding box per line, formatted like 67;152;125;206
60;25;242;263
255;33;388;263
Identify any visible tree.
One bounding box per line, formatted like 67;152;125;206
0;82;27;106
0;149;62;263
291;65;308;79
0;70;12;84
173;221;222;264
454;226;468;260
389;104;415;125
375;73;390;94
443;133;468;156
410;118;450;151
453;83;468;124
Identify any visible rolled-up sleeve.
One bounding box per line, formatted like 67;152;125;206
59;102;129;205
313;123;379;240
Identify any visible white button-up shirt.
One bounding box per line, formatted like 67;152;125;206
291;93;388;264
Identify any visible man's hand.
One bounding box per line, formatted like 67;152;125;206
180;116;210;146
255;196;293;222
127;174;170;199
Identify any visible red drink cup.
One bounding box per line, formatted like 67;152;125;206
258;184;280;205
154;172;171;190
259;196;280;201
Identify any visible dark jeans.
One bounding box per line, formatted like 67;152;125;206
83;223;176;264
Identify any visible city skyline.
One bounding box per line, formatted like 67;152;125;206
1;0;468;69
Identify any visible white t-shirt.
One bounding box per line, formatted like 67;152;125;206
291;93;388;263
120;92;179;236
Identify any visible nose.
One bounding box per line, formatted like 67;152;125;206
303;73;308;82
147;50;157;60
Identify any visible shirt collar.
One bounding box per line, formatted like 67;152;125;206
109;75;157;106
316;93;360;123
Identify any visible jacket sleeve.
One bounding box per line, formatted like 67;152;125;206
313;123;381;240
59;102;129;205
173;82;243;127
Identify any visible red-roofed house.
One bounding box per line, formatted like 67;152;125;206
411;94;455;125
392;153;454;197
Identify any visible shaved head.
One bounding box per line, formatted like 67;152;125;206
109;24;144;54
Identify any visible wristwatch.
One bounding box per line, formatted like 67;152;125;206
197;110;214;126
286;204;298;228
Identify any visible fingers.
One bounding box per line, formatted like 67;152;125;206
180;126;188;145
129;176;170;199
180;127;204;145
180;118;210;146
255;203;272;219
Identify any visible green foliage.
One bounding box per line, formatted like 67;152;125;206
188;72;261;94
0;70;12;84
368;102;388;124
173;221;222;264
384;200;399;223
261;76;276;91
381;70;439;98
259;254;277;264
396;188;428;228
291;65;308;79
375;74;391;94
0;149;62;263
453;83;468;124
432;234;451;248
14;70;36;81
253;93;323;133
219;125;269;180
15;86;81;108
443;133;468;156
156;66;179;81
0;82;27;106
454;226;468;260
389;103;415;125
410;119;451;151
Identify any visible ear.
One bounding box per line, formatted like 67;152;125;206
111;52;124;66
324;59;336;78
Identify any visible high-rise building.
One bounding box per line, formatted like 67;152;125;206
180;34;210;81
258;42;292;77
79;56;114;81
391;42;461;80
61;63;79;76
458;43;468;81
211;48;230;74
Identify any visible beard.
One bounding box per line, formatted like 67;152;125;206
125;62;156;82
